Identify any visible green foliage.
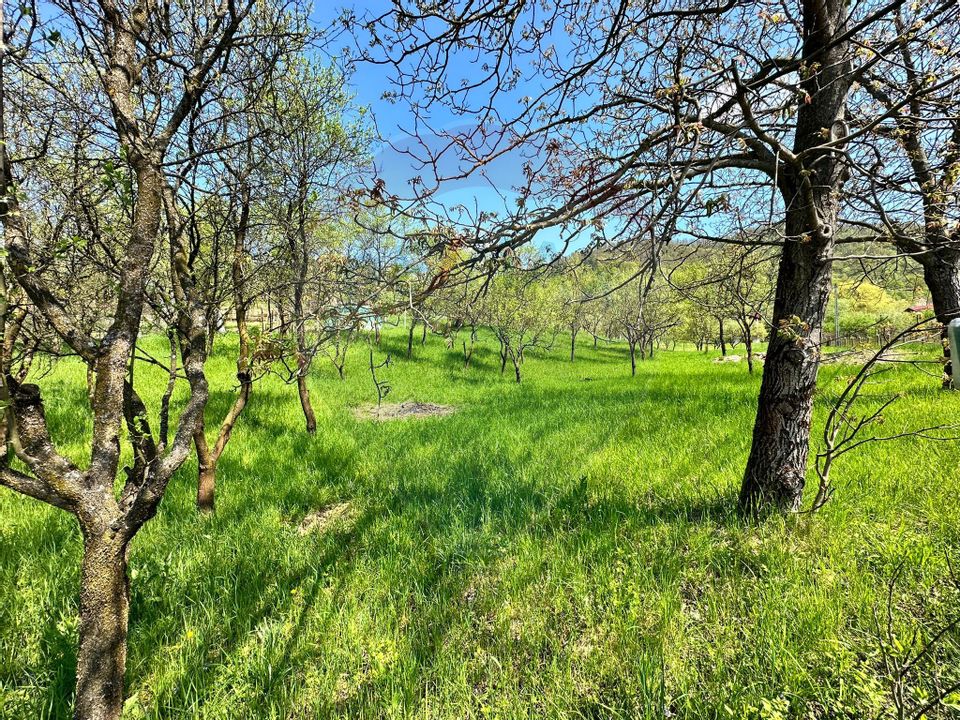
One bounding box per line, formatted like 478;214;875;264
0;329;958;718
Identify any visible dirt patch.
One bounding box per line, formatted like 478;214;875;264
822;349;919;365
352;401;456;421
297;501;354;536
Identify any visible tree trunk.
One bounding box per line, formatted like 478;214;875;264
718;319;726;356
420;321;427;345
740;208;836;513
920;251;960;387
194;426;216;512
407;320;416;358
206;311;218;355
75;533;130;720
297;373;316;434
513;357;522;383
570;327;577;362
629;340;637;376
739;0;849;514
745;325;754;375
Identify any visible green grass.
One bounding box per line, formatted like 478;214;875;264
1;328;959;718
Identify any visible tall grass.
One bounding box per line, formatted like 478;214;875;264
1;328;958;718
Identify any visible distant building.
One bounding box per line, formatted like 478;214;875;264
905;300;934;313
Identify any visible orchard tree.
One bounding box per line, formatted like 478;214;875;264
262;60;370;433
482;263;561;383
849;14;960;385
0;0;311;717
358;0;960;513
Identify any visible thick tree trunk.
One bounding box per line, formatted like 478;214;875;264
75;533;130;720
718;319;726;356
740;208;835;512
920;251;960;387
739;0;849;514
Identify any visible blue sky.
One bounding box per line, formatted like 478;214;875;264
313;1;575;252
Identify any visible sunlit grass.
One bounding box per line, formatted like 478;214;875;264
1;328;958;718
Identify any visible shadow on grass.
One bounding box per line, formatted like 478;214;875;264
9;344;761;718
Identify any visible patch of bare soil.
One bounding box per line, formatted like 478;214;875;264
822;349;919;365
297;501;354;536
352;401;457;421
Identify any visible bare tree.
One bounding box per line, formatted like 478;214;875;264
0;0;296;716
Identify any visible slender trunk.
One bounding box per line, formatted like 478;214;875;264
74;533;129;720
206;312;217;355
570;327;577;362
629;340;637;376
86;364;97;406
407;319;416;358
740;0;850;514
186;180;254;511
292;220;315;434
745;325;754;375
499;341;507;374
718;319;726;356
513;356;522;383
158;328;178;450
593;334;598;349
194;426;216;512
420;321;427;345
297;372;316;435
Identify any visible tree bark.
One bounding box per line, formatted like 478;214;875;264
194;426;216;513
570;327;577;362
920;250;960;387
407;319;416;358
74;532;129;720
297;372;316;435
718;318;726;356
740;203;836;512
740;0;850;514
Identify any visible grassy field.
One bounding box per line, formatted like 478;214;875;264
1;328;959;719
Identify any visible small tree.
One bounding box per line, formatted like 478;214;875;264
482;267;560;383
